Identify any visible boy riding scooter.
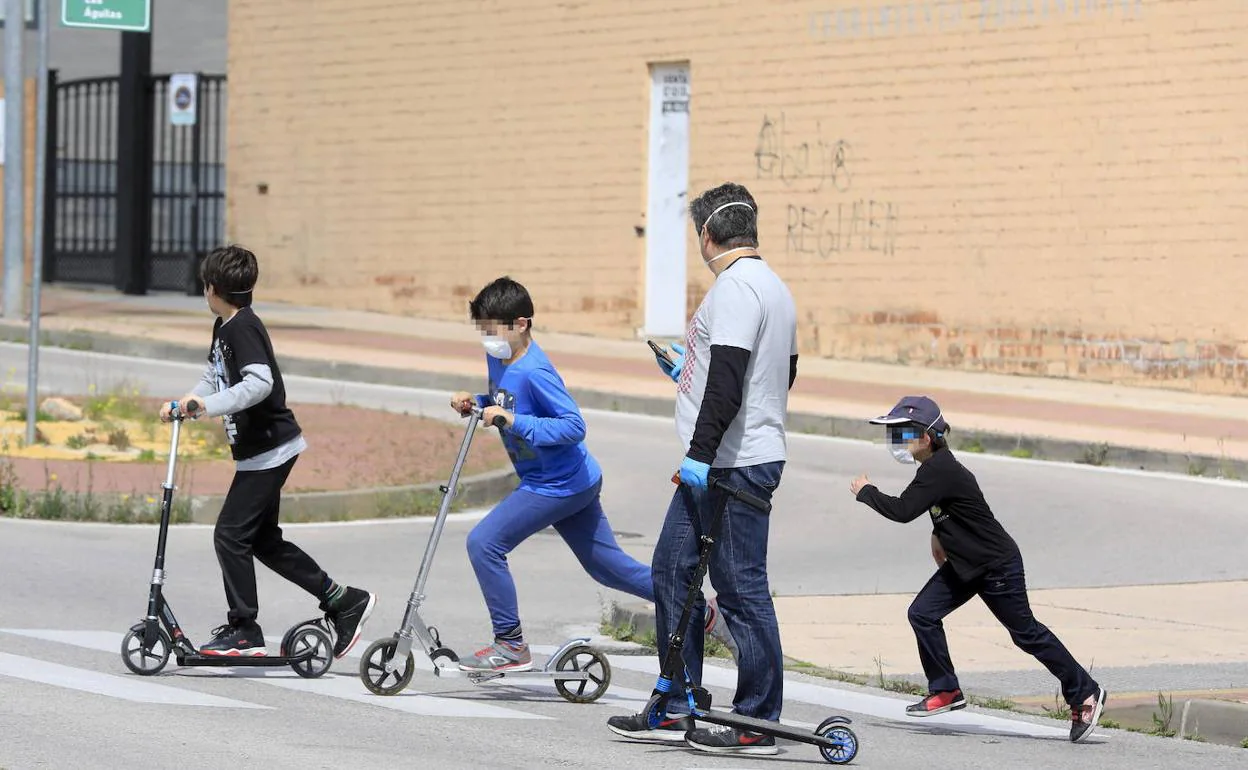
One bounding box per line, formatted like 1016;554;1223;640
451;277;737;672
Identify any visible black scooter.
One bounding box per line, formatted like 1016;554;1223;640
119;400;335;679
635;473;861;765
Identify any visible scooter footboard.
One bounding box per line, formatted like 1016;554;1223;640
692;709;846;747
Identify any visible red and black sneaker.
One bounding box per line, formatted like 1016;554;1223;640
906;689;967;717
606;712;694;743
686;724;778;755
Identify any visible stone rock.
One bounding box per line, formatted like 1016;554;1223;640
41;397;84;422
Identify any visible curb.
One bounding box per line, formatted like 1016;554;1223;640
0;468;517;525
5;324;1247;480
186;467;518;524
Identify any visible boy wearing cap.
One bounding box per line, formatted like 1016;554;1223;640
849;395;1106;744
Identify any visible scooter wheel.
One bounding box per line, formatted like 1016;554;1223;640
121;622;172;676
553;644;611;704
360;638;415;696
815;717;859;764
287;625;334;679
280;618;329;657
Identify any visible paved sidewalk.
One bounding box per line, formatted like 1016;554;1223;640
3;286;1246;475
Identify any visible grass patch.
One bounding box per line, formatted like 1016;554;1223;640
0;455;192;524
1008;447;1034;459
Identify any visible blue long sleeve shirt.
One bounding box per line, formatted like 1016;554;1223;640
484;341;602;497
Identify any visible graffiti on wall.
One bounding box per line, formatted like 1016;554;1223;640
755;112;899;257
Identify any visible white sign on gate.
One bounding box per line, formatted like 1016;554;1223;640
169;73;198;127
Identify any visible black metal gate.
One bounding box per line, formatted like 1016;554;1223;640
45;72;227;293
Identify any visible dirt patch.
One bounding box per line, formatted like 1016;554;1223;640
3;400;512;497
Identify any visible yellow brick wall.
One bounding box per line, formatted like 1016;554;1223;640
227;0;1248;394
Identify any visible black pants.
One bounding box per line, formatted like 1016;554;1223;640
908;553;1098;706
215;456;327;624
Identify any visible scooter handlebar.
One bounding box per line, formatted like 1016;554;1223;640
169;398;202;421
669;473;772;514
468;403;509;430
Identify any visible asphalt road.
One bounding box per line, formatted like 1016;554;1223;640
2;343;1247;769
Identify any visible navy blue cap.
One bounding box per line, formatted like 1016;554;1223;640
869;395;949;435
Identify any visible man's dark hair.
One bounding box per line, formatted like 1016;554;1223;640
200;245;258;308
688;182;759;249
468;276;535;325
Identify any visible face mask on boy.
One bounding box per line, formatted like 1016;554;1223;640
482;336;512;359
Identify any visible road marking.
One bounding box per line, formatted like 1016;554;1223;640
249;669;552;720
0;651;268;708
560;648;1070;740
0;629;547;720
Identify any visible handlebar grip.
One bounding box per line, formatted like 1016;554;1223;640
670;473;772;513
713;479;768;516
490;415;507;429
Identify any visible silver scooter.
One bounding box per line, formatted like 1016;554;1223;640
358;401;612;703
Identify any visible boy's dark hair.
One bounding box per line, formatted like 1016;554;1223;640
923;423;950;452
468;276;535;325
688;182;759;249
200;245;259;308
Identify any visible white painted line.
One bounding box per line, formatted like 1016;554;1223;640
0;508;492;531
0;651;269;709
0;629;547;720
251;669;552;720
562;648;1068;739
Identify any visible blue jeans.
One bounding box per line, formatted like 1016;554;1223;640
466;478;654;637
652;461;785;721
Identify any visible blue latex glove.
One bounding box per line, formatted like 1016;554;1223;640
679;456;710;491
658;342;685;383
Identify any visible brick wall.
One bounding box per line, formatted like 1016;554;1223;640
227;0;1248;394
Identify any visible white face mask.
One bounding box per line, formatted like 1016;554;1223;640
482;336;512;359
890;444;917;464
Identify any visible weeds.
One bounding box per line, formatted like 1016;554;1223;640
107;427;132;451
1240;737;1248;749
1079;443;1110;466
0;453;192;524
65;432;92;450
1151;691;1176;737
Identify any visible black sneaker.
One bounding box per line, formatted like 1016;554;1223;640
1070;687;1107;743
906;689;967;717
200;621;267;657
686;724;778;755
323;587;377;659
606;712;694;743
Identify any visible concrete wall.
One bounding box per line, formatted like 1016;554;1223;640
225;0;1248;394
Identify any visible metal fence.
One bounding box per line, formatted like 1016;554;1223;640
46;72;227;292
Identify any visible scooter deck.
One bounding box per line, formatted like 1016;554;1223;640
175;652;316;667
434;667;591;681
691;709;841;748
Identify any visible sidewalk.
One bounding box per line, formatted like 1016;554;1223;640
2;286;1247;476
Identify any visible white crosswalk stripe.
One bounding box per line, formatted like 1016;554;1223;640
0;650;269;708
1;629;1079;738
1;628;550;719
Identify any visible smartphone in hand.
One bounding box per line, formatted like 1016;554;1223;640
647;340;675;368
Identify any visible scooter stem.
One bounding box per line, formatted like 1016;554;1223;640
411;409;483;600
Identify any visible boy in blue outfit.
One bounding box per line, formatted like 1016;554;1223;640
451;277;736;672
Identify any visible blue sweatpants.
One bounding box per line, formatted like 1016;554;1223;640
466;478;654;637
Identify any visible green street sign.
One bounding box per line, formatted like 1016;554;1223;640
61;0;151;32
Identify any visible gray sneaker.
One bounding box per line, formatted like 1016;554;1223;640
705;596;740;663
458;639;532;672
